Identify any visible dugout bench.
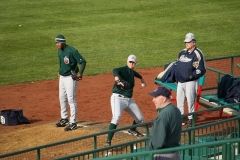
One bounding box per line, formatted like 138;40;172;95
199;55;240;116
199;65;240;117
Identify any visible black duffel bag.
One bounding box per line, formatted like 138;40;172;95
0;109;30;125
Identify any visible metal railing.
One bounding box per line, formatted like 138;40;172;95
54;115;240;160
93;138;240;160
1;107;239;160
0;122;151;160
204;55;240;91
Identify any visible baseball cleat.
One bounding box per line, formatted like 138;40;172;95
187;119;192;127
56;119;69;127
104;151;112;157
182;119;193;127
127;129;144;137
64;123;77;131
104;140;111;147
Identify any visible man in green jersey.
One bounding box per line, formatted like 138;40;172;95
55;34;86;131
149;86;182;160
105;54;147;146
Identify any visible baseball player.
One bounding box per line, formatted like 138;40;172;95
105;54;147;146
55;34;87;131
175;33;206;126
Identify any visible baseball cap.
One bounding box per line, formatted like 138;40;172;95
184;32;196;43
127;54;137;63
55;34;66;43
149;87;171;98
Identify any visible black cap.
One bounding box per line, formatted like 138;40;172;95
149;87;171;98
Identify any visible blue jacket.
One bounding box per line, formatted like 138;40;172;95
175;47;206;83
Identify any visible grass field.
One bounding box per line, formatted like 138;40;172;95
0;0;240;85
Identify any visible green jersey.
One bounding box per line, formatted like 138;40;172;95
58;44;86;76
112;66;143;98
149;104;182;150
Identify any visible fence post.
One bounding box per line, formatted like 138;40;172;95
230;57;234;75
238;118;240;155
222;143;227;160
191;113;196;156
188;129;192;157
93;135;97;158
222;143;232;160
145;123;150;137
36;148;40;160
227;143;232;160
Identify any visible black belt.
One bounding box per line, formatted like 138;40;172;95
118;94;128;98
60;74;71;77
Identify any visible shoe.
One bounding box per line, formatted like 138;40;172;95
182;117;190;126
128;129;144;137
105;140;111;147
64;123;77;131
56;119;69;127
187;119;192;127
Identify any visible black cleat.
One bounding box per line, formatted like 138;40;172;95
56;119;69;127
182;119;192;127
64;123;77;131
187;119;192;127
128;129;144;137
105;140;111;147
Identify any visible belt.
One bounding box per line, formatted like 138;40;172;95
118;94;127;98
60;75;71;77
113;93;128;98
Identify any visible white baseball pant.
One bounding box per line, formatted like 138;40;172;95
59;75;77;124
177;80;197;120
110;93;144;125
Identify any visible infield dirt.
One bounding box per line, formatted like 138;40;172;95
0;67;231;154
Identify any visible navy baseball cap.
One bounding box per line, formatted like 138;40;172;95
149;87;171;98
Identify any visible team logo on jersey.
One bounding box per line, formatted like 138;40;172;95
179;55;191;62
0;116;5;124
64;56;69;64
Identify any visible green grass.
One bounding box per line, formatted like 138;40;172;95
0;0;240;85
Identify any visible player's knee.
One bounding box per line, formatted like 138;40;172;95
68;98;76;104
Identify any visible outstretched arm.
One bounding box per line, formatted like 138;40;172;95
133;71;146;87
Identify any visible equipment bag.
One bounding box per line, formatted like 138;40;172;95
225;79;240;103
217;74;235;98
0;109;30;125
